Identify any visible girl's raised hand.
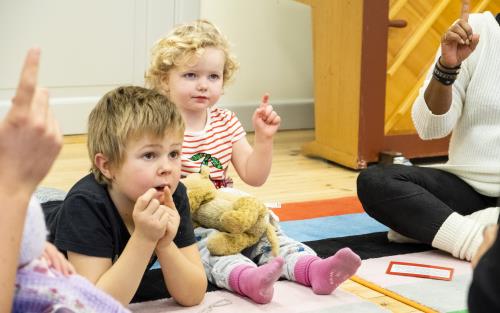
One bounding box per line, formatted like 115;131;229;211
252;93;281;139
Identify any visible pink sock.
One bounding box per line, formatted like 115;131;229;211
228;257;284;304
294;248;361;294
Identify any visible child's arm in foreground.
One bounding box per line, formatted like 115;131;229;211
231;94;281;186
68;189;170;305
0;48;62;313
155;188;207;306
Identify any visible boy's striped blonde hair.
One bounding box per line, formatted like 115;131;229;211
87;86;185;185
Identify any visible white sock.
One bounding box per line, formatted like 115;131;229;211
466;206;500;226
432;212;484;261
387;229;420;244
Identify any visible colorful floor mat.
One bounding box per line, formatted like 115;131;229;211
275;197;431;261
280;198;470;313
129;280;390;313
145;196;470;313
275;197;389;241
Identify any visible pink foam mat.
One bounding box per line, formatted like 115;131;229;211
129;280;390;313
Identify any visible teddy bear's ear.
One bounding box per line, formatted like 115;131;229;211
200;165;211;178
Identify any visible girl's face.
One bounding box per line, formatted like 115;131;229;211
166;47;225;114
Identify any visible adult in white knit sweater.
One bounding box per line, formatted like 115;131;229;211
357;3;500;262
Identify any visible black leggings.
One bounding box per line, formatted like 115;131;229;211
357;164;497;244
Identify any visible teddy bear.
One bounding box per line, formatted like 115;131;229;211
182;166;279;257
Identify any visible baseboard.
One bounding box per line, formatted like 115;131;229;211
0;96;99;135
0;97;314;134
223;98;315;132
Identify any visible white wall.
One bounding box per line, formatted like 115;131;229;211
0;0;314;134
200;0;314;129
0;0;200;134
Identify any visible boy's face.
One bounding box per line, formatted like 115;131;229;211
109;130;183;207
166;47;225;113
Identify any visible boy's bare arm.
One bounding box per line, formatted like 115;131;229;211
155;243;207;306
154;188;206;306
68;188;170;305
68;233;156;305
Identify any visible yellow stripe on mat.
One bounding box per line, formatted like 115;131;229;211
350;275;438;313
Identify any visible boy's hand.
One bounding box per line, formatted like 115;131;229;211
132;188;169;243
252;93;281;139
156;187;180;250
42;242;75;276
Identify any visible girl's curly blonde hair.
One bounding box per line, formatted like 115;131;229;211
145;19;239;91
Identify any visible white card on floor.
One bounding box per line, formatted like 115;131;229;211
264;201;281;209
386;261;454;281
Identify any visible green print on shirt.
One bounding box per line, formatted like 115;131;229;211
190;153;223;172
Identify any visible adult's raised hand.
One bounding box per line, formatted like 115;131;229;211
440;0;480;68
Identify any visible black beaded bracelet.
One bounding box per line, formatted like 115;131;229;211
437;57;461;72
433;57;460;85
433;66;457;85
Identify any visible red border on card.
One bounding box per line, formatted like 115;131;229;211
386;261;454;281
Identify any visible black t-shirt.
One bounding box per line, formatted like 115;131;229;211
43;173;196;302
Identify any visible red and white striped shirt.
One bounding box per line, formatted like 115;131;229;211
181;106;246;181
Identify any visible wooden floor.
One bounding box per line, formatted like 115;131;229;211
42;129;424;313
42;129;359;203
